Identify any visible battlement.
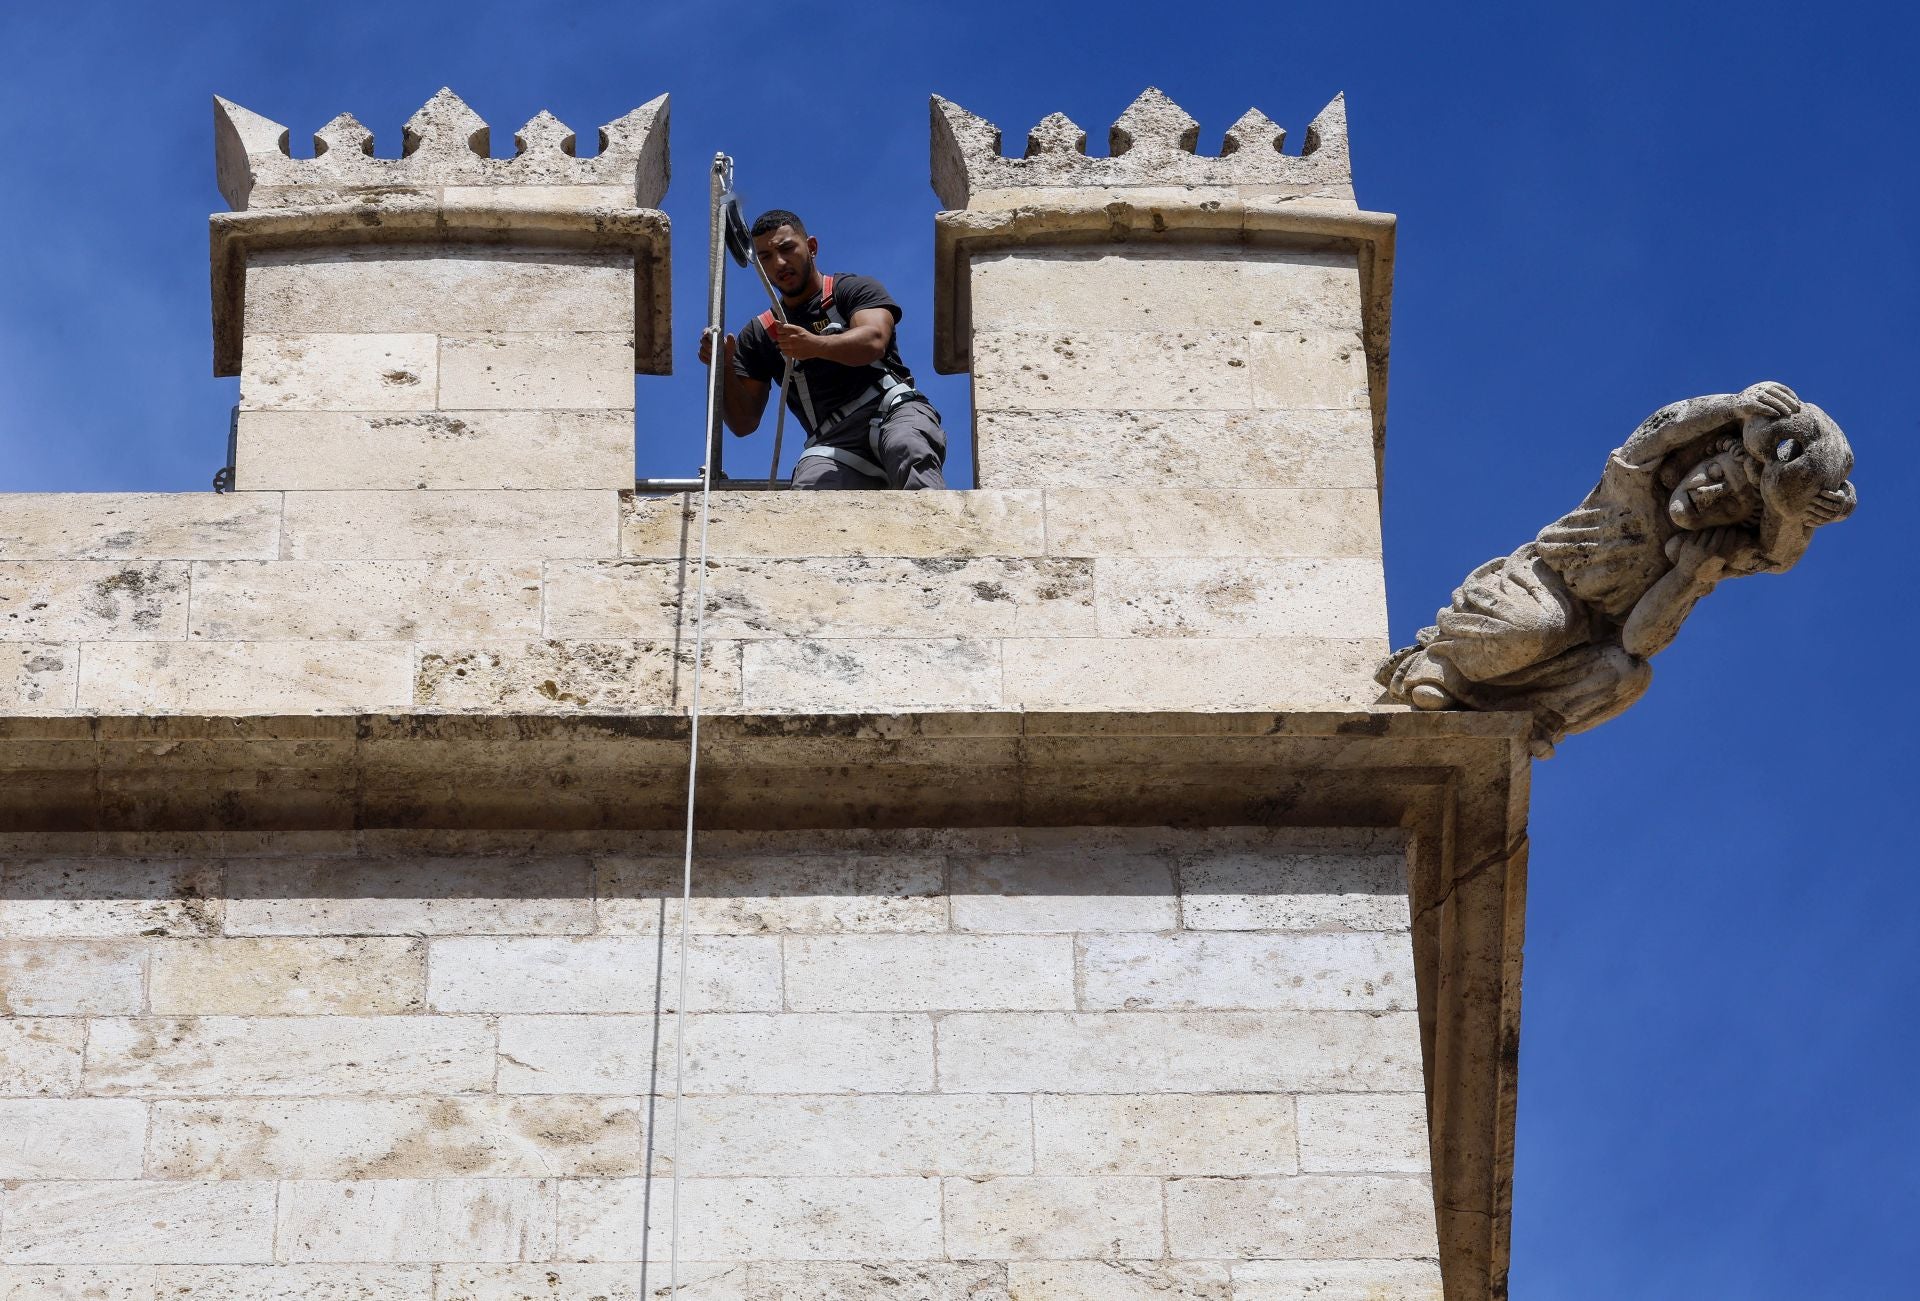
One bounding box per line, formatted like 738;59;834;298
931;87;1351;209
214;87;670;211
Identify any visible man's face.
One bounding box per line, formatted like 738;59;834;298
753;225;816;296
1668;446;1762;530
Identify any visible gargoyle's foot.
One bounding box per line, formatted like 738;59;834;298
1408;682;1456;710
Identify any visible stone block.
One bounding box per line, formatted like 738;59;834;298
1032;1094;1297;1176
224;856;591;936
1231;1259;1444;1301
82;1015;492;1096
497;1013;934;1094
151;1097;648;1179
941;1176;1164;1260
0;1181;276;1264
544;556;1094;640
281;489;618;559
1001;637;1382;710
0;1265;431;1300
1249;331;1370;410
77;641;414;713
1163;1175;1439;1259
740;638;1001;711
0;1100;148;1178
750;1262;1004;1300
1080;932;1416;1011
0;562;187;641
971;247;1362;333
1297;1093;1431;1173
1094;557;1385;639
438;333;634;409
276;1179;557;1263
427;936;781;1013
440;184;637;211
596;852;947;934
188;560;541;641
1179;851;1411;931
949;849;1177;933
784;935;1075;1012
0;858;220;937
972;331;1251;412
975;409;1377;491
0;493;282;562
558;1176;943;1261
239;411;635;491
680;1095;1031;1177
244;247;632;335
416;639;739;712
239;333;437;411
1044;489;1380;559
0;1019;84;1095
1006;1261;1230;1300
438;1262;747;1301
936;1012;1424;1093
622;490;1046;559
148;937;425;1014
3;643;77;711
0;942;145;1015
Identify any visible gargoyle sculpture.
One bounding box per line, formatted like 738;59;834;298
1379;383;1855;756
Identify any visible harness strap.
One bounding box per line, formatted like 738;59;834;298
797;444;886;479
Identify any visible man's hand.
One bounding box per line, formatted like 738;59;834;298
1666;526;1762;580
1810;482;1856;526
772;321;825;362
1734;381;1801;422
696;329;736;368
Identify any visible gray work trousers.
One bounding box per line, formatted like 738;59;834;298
791;400;948;490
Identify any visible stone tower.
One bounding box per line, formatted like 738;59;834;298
0;88;1529;1300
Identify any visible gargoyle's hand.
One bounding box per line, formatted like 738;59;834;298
1809;482;1857;526
1734;381;1801;423
1666;526;1758;580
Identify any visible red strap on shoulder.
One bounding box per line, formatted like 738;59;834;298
819;274;835;307
758;310;775;331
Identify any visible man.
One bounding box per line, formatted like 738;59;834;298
697;210;947;489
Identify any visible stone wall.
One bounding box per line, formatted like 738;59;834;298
0;825;1440;1299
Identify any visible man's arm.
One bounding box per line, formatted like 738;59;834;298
1617;381;1800;468
773;308;894;368
1620;527;1759;658
697;330;772;436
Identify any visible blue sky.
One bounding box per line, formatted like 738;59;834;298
3;1;1916;1294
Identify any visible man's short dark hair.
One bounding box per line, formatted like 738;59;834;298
751;209;806;238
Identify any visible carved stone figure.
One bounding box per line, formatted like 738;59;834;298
1379;383;1856;756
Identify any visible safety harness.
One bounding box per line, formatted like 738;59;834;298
760;274;929;481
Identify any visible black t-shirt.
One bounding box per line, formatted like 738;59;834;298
734;273;911;445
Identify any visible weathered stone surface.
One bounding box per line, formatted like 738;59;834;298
2;644;76;711
0;942;145;1015
975;409;1376;490
1044;489;1380;558
0;562;187;641
437;1262;747;1301
150;1097;648;1179
1033;1094;1297;1176
941;1176;1164;1259
281;489;618;559
417;639;738;712
972;331;1251;412
971;247;1362;333
680;1095;1030;1176
83;1016;493;1096
497;1013;934;1094
0;858;220;937
596;853;947;934
0;1100;148;1179
740;638;1001;711
188;560;541;640
0;1265;430;1300
622;490;1046;559
949;850;1176;933
1001;637;1382;709
1179;851;1411;931
438;333;633;409
239;333;437;411
76;642;413;713
1094;557;1385;639
936;1012;1423;1093
1298;1093;1431;1173
0;494;281;561
244;248;632;335
1006;1261;1230;1300
1249;331;1370;409
148;937;425;1014
238;410;634;491
784;935;1075;1011
276;1179;556;1263
1164;1175;1439;1258
224;856;590;936
1231;1259;1444;1301
427;936;781;1013
1080;932;1416;1011
0;1181;277;1264
559;1177;943;1261
0;1019;85;1096
750;1262;1004;1300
